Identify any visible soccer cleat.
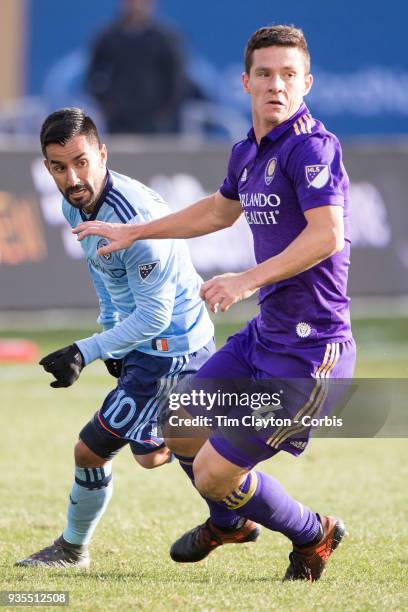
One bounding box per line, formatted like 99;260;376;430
15;535;90;569
283;515;346;582
170;518;261;562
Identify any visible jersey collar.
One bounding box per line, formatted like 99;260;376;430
247;102;310;145
79;170;113;222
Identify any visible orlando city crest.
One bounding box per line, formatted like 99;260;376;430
296;321;312;338
97;238;112;262
305;165;330;189
265;158;277;185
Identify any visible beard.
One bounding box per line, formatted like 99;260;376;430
64;181;96;212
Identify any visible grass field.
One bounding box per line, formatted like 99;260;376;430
0;318;407;610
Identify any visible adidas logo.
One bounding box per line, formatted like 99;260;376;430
289;440;307;450
241;168;248;182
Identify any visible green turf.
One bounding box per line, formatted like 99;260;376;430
0;319;407;610
1;316;407;376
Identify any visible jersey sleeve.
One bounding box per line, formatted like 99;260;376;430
62;199;120;332
219;143;241;201
285;133;347;213
86;262;120;331
76;239;177;363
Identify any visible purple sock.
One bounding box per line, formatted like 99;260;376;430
175;454;241;529
222;471;320;545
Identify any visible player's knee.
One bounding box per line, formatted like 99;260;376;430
74;439;106;467
133;447;170;469
193;463;225;501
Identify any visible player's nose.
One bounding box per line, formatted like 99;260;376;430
66;166;79;187
267;74;284;92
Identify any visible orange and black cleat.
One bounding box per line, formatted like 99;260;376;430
170;518;261;563
283;515;346;582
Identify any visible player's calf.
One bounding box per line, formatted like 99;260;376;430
15;463;113;569
74;439;109;468
133;446;172;469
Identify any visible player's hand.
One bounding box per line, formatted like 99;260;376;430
104;358;123;378
72;221;138;255
200;272;256;313
39;344;84;388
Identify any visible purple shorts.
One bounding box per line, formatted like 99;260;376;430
181;317;356;469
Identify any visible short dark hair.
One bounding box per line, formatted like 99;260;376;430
40;107;101;157
244;25;310;74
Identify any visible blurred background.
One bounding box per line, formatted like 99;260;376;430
0;0;407;375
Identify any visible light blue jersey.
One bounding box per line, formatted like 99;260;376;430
63;170;214;364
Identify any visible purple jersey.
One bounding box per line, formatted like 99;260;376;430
220;103;352;346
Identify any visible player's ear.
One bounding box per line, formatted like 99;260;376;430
304;73;313;96
99;143;107;166
242;71;250;94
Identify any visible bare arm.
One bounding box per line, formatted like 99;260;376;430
73;191;242;255
201;206;345;312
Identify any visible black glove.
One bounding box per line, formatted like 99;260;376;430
104;358;123;379
39;344;84;388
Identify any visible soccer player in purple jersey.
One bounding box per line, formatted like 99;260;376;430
74;25;356;581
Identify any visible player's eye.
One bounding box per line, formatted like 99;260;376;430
77;159;88;167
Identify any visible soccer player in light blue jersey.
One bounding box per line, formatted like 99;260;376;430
15;107;230;568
